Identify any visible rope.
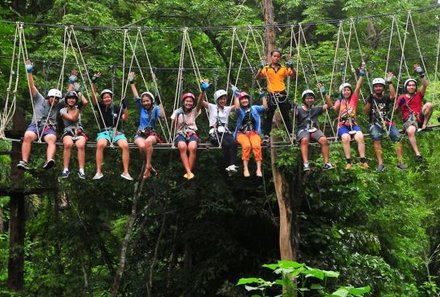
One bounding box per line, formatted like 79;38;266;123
409;11;429;81
138;30;172;141
0;23;20;138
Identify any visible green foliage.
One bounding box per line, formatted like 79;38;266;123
237;260;370;296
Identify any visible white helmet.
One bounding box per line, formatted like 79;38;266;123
140;91;155;104
404;78;417;91
214;89;227;102
100;89;113;99
301;89;315;100
339;83;352;94
372;78;386;87
46;88;62;99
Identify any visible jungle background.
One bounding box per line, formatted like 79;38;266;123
0;0;440;296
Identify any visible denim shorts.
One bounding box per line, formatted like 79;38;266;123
369;124;401;142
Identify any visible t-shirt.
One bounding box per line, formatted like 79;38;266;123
260;65;294;93
135;97;161;130
367;94;393;124
171;107;201;133
397;92;423;122
206;103;233;131
31;92;64;127
296;106;324;130
334;93;359;127
59;106;84;131
96;101;124;131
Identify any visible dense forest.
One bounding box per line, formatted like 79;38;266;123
0;0;440;296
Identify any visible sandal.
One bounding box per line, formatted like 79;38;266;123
143;165;158;179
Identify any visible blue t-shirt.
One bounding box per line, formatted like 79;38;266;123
136;97;160;130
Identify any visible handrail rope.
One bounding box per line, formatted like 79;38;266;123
433;24;440;102
288;25;296;142
19;25;42;141
225;28;236;94
327;22;344;140
409;11;429;81
138;30;172;140
384;16;395;78
351;18;372;94
389;13;412;129
183;30;211;128
127;30;170;143
233;29;251;88
35;26;69;143
171;29;187;146
0;23;20;139
110;29;129;145
0;23;20;138
299;24;337;139
383;17;397;136
292;25;302;143
69;26;105;135
63;26;92;138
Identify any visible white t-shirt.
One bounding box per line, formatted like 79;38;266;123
206;103;233;134
171;108;201;133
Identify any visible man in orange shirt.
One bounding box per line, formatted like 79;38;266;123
256;49;296;143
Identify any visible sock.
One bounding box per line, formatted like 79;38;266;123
79;168;85;174
63;168;69;173
360;157;367;163
346;158;352;164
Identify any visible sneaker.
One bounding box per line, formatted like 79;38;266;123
226;165;238;176
376;164;385;172
415;155;423;162
92;172;104;180
61;170;70;178
396;163;407;171
359;162;369;169
183;172;194;180
303;163;311;172
262;135;270;144
121;173;134;181
78;171;86;179
17;160;30;170
345;163;353;170
322;163;334;171
43;159;55;170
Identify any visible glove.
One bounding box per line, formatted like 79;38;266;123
258;89;266;98
319;85;327;96
200;81;210;91
68;74;77;84
25;63;33;73
358;67;366;77
230;85;240;97
398;97;405;107
91;74;99;83
121;98;128;109
73;82;81;93
385;72;393;83
259;60;266;69
127;72;135;84
286;59;293;68
415;65;425;78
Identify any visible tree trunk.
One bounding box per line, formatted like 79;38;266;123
7;110;26;291
7;192;25;291
263;0;295;261
263;0;276;58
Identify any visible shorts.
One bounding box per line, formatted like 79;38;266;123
26;123;56;137
297;129;325;142
369;124;401;142
97;130;127;143
134;130;163;143
338;124;362;138
62;128;88;141
174;132;200;146
403;113;424;131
